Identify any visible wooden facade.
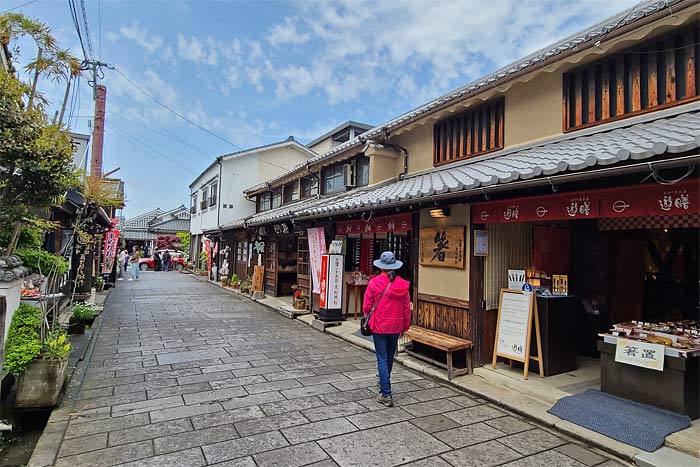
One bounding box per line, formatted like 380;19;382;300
414;293;470;340
564;26;700;132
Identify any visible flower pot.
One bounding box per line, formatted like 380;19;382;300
294;299;307;310
68;317;86;335
14;358;69;408
95;283;104;292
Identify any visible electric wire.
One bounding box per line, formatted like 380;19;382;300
1;0;38;13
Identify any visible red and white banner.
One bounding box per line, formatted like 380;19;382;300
101;224;120;274
307;227;326;294
319;254;344;310
472;180;699;224
336;212;412;235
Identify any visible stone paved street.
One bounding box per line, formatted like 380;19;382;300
37;272;628;467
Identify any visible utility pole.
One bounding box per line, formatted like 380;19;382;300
90;84;106;178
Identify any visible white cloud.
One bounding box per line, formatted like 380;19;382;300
108;23;175;65
272;64;315;101
246;67;264;92
176;34;218;65
267;18;311;47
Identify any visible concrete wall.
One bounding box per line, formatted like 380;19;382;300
389;123;433;175
417;203;471;300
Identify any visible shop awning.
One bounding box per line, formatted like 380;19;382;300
294;108;699;219
471;178;699;223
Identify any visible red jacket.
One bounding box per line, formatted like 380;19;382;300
363;272;411;335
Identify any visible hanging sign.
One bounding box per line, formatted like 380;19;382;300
419;226;465;269
614;339;665;371
307;227;326;294
101;225;120;274
473;179;699;224
492;289;543;380
336;213;412;235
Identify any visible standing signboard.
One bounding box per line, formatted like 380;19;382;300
492;288;543;380
307;227;326;294
318;253;344;321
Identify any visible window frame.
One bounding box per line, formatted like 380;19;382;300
322;164;346;194
209;182;218;207
354;156;370;187
272;189;282;209
200;187;208;210
191;194;197;214
257;192;272;212
283;180;300;203
301;176;318;199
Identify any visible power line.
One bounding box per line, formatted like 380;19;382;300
1;0;38;13
79;0;95;60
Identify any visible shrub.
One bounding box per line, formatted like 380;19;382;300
95;277;105;286
15;248;68;275
71;303;95;320
42;329;70;361
4;304;41;375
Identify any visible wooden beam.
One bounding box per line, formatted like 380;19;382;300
563;74;570;130
685;30;696;98
489;104;496;149
433;125;439;165
631;52;641;111
575;72;583;125
459;116;465;157
665;37;676;103
601;64;610;119
481;109;488;153
453;118;459;160
648;50;658;107
440;123;446;164
466;114;472;157
587;69;596;122
497;100;504;148
468;222;485;367
417;293;469;310
616;58;625;115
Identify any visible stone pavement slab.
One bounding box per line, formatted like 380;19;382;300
30;272;623;467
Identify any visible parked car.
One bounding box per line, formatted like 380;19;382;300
139;250;188;271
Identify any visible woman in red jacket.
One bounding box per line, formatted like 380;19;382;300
363;251;411;407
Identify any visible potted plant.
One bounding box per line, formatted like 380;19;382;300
293;288;307;310
94;276;105;292
5;304;71;408
220;275;229;287
68;303;95;335
230;273;238;288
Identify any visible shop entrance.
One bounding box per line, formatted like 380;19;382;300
264;236;298;298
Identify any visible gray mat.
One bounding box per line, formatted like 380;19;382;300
548;389;691;452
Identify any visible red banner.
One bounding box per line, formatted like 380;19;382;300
336;212;413;235
473;180;699;224
101;227;120;274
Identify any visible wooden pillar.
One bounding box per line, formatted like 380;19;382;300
468;222;485;367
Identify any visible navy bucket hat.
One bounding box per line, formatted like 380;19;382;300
373;251;403;270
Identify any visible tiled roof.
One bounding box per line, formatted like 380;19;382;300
241;0;684;193
121;230;158;241
294;109;700;218
151;218;190;233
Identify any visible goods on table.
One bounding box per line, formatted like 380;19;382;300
605;320;700;355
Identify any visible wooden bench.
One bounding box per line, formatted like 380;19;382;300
403;327;473;380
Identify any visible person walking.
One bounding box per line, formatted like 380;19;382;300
154;251;162;271
129;246;142;281
162;250;171;272
363;251;411;407
117;249;127;280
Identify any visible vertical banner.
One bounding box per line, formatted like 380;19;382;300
319;255;329;308
307;227;326;294
202;238;212;272
101;222;120;274
326;254;344;309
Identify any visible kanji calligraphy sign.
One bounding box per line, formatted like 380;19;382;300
419;226;465;269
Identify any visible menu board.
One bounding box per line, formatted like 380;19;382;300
495;290;533;361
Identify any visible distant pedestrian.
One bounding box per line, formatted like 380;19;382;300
363;251;411;407
162;250;171;272
129;246;142;281
154;251;162;271
117;249;127;280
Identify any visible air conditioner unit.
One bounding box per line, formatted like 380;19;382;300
343;163;355;187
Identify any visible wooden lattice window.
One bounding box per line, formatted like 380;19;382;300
564;27;699;132
433;99;504;167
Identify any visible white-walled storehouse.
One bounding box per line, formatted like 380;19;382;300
189;137;316;265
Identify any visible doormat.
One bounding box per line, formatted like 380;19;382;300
548;389;691;452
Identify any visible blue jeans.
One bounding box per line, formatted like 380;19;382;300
130;262;140;279
163;260;169;272
373;333;399;397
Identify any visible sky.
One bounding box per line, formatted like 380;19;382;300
3;0;640;217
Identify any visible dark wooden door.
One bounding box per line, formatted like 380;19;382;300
235;239;248;281
297;237;310;310
265;239;278;296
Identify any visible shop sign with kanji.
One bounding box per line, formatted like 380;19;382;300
614;338;665;371
418;225;465;269
336;213;412;235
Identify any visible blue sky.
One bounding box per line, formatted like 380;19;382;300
4;0;639;217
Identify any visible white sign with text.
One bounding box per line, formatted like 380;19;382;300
495;291;532;360
614;339;665;371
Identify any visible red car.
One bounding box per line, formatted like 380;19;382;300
139;250;187;271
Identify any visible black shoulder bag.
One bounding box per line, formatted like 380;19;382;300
360;282;391;336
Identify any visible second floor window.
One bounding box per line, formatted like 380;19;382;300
284;181;299;203
209;183;218;207
564;27;699;132
272;189;282;208
301;176;318;198
258;192;272;212
191;195;197;214
201;187;208;210
355;156;370;187
433;98;504;167
322;164;345;194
